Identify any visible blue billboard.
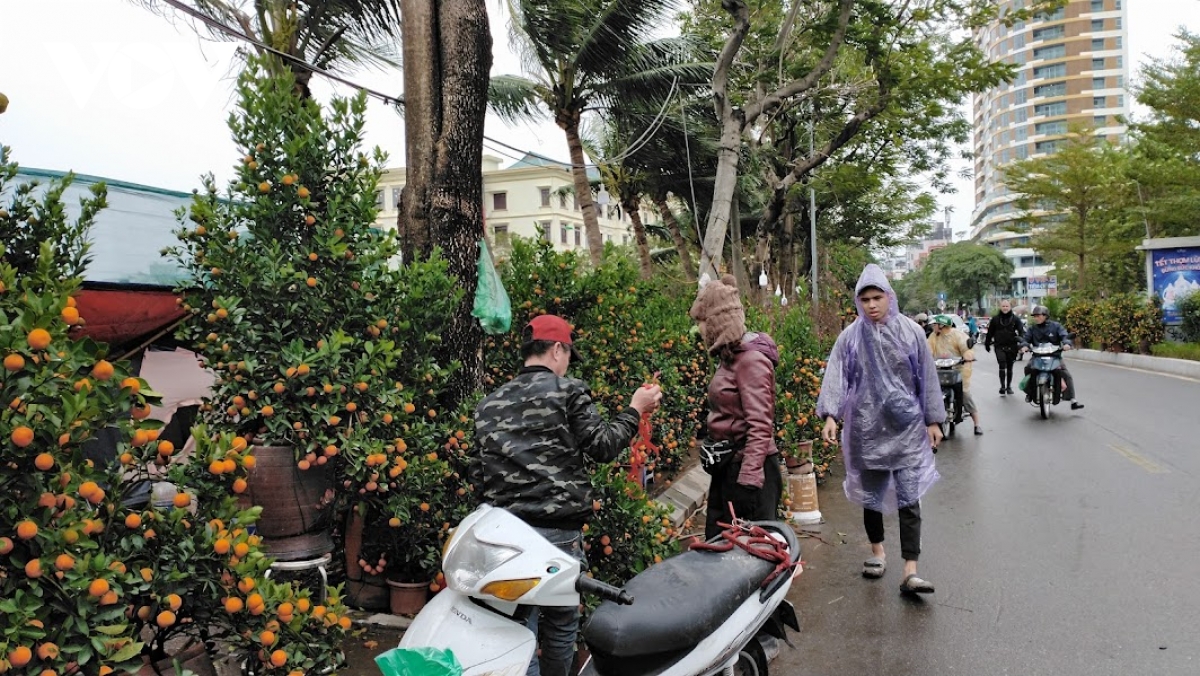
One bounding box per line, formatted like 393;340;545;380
1151;247;1200;324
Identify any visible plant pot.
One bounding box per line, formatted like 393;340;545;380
138;640;216;676
387;579;430;616
245;445;335;560
346;573;391;612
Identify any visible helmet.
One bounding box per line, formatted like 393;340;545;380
1031;305;1049;317
915;313;929;323
933;314;954;327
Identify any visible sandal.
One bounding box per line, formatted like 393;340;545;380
899;574;935;594
862;556;886;579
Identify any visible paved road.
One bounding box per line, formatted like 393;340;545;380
777;351;1200;676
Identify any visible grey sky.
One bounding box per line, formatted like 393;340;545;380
3;0;1199;239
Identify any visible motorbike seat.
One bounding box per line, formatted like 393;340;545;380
582;535;778;667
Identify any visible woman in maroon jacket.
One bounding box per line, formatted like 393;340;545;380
690;274;783;539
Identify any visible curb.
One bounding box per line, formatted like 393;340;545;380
653;465;710;530
1065;348;1200;380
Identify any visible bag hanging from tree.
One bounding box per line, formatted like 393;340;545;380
471;239;512;335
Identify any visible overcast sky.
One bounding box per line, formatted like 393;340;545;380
4;0;1200;238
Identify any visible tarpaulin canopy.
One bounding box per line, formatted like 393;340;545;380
14;168;194;348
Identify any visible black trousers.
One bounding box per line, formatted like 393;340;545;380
864;503;922;561
995;345;1019;388
1023;364;1077;401
705;456;783;539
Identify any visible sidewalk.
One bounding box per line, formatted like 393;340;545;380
1065;347;1200;380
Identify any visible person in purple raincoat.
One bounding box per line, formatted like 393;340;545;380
817;265;946;595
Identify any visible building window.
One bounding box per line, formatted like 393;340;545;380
492;223;510;245
574;226;581;246
1035;121;1068;136
1093;96;1106;108
559;193;568;209
1116;56;1124;68
1035;140;1061;154
1034;81;1067;98
572;194;579;211
1091;19;1104;31
622;235;630;245
1032;25;1064;41
1090;0;1104;11
539;186;551;207
1091;58;1106;71
1117;94;1125;107
539;221;552;242
1092;77;1106;90
1091;38;1105;51
560;225;568;244
374;190;385;209
1115;17;1122;29
392;187;403;210
1033;63;1066;80
1115;36;1122;49
1033;44;1065;60
1036;6;1064;20
1094;115;1107;127
492;192;508;211
1017;145;1029;160
1034;101;1067;117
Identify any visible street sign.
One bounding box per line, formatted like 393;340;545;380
938;300;946;311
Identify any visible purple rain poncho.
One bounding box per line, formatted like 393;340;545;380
816;265;946;513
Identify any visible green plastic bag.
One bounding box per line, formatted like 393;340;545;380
1018;375;1029;392
375;647;463;676
471;239;512;335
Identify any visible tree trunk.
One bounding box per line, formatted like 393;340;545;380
700;118;745;280
561;117;603;266
729;197;749;292
623;195;653;280
399;0;438;260
400;0;492;406
654;194;695;282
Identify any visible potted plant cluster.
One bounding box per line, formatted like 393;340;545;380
1;149;351;674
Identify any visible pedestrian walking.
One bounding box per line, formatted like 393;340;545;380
689;274;783;539
984;299;1024;395
817;265;945;595
471;314;663;676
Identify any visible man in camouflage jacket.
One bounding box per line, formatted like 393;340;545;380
472;314;662;676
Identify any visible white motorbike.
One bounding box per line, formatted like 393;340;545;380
393;504;801;676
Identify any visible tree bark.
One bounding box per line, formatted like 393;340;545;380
400;0;492;406
654;194;695;282
561;117;604;266
623;195;653;280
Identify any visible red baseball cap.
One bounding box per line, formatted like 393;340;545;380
525;315;582;361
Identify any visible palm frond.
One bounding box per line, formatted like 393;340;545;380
488;74;549;124
569;0;681;79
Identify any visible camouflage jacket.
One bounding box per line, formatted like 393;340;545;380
471;366;641;528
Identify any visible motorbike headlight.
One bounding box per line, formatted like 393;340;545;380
443;529;522;590
934;359;957;368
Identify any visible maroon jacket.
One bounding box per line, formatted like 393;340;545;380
706;332;780;487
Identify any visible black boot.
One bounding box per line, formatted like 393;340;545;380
1071;402;1085;410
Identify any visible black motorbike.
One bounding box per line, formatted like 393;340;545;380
934;356;965;437
1026;343;1065;419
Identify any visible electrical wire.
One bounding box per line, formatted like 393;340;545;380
158;0;678;172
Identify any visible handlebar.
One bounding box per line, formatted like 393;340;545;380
577;575;634;605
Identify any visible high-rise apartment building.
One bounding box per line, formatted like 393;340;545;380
969;0;1129;304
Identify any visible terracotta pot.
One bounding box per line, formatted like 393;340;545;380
244;445;334;559
137;640;216;676
387;579;430;616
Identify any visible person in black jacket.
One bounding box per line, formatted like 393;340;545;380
984;299;1024;395
1020;305;1084;410
472;314;663;676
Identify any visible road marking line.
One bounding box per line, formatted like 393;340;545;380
1109;444;1169;474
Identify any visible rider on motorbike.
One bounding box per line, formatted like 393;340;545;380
1021;305;1084;410
928;314;982;435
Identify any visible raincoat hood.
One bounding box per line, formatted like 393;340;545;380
853;264;900;323
738;332;780;367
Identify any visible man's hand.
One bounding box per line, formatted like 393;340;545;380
630;384;663;416
822;417;839;445
928;424;943;449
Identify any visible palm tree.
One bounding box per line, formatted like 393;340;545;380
135;0;403;97
489;0;708;265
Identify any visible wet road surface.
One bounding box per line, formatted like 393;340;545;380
775;350;1200;675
